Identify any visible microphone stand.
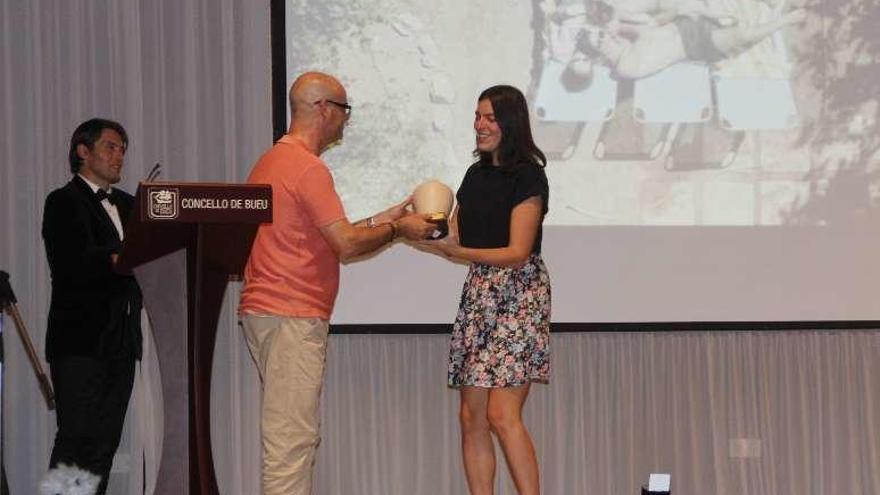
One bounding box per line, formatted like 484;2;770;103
0;271;55;409
145;162;162;182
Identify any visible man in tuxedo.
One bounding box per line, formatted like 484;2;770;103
42;118;142;495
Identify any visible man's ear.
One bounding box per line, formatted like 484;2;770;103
317;104;333;128
313;103;326;123
76;143;91;162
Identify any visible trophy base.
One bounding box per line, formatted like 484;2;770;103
426;213;448;239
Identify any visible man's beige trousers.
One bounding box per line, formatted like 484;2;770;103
240;314;329;495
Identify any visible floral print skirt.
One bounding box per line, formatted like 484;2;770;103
448;253;551;388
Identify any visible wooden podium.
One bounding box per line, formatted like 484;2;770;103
118;182;272;495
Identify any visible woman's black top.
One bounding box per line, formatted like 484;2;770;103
455;160;549;254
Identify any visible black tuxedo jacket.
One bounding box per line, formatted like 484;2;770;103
42;175;143;362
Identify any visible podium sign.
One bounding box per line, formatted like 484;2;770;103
119;182;271;495
142;184;271;223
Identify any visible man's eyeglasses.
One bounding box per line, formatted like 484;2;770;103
315;99;352;117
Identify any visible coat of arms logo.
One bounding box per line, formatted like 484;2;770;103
148;188;179;220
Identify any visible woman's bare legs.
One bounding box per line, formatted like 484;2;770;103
460;387;496;495
488;384;540;495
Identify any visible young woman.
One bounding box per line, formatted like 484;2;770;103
422;85;551;495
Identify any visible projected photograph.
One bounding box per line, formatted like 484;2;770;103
286;0;879;226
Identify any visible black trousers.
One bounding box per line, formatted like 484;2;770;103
49;355;136;495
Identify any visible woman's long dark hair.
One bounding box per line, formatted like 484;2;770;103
473;85;547;170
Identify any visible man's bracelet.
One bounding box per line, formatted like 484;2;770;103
387;221;398;243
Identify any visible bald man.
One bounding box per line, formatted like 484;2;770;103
239;72;435;495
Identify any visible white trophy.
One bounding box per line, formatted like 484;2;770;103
412;179;454;239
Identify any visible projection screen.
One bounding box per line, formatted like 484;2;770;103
276;0;880;325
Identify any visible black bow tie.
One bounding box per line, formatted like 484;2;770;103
95;188;118;206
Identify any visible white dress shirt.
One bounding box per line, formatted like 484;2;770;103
78;174;125;241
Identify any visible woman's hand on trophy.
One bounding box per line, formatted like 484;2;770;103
414;226;460;258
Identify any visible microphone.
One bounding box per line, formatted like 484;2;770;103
145;162;162;182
